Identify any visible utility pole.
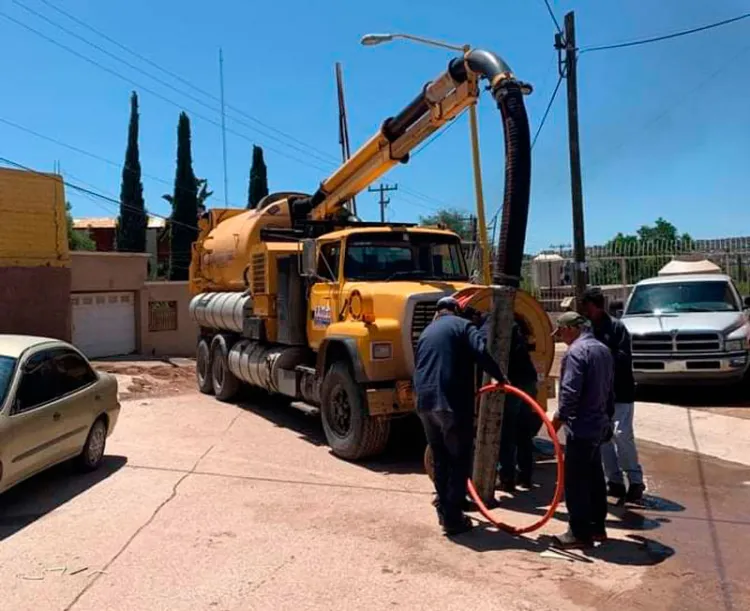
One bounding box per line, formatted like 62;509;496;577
368;183;398;222
336;62;356;216
556;11;587;306
219;48;229;207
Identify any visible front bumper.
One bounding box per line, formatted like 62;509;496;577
633;351;749;386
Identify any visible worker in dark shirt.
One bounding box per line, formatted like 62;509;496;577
414;296;507;536
580;287;645;502
552;311;615;549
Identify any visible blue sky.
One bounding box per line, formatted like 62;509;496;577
1;0;748;252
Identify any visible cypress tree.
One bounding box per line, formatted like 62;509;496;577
247;145;269;209
167;112;199;281
117;91;147;252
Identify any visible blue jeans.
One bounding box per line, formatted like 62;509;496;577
601;402;644;486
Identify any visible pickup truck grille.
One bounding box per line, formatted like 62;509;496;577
411;301;438;352
632;332;721;353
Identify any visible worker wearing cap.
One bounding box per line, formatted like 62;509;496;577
580;287;645;503
414;296;507;536
551;311;615;549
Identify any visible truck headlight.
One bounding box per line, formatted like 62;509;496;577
725;339;745;352
371;342;393;360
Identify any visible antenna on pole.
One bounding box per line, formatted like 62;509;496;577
219;48;229;207
335;61;356;216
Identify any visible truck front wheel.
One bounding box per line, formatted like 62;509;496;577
196;339;214;395
320;362;390;461
211;338;241;402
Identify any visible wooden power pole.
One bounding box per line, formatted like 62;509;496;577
557;11;587;306
368;183;398;222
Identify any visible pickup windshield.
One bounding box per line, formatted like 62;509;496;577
0;355;17;406
343;232;468;281
626;280;739;315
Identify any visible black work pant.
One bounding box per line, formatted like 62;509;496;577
564;436;608;541
499;381;539;482
419;410;473;524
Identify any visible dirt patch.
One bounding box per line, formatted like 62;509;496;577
95;360;197;401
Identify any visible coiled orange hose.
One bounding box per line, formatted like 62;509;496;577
467;382;564;534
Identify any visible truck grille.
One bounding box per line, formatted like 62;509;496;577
632;332;721;353
411;301;438;352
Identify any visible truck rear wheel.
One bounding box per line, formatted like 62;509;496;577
196;339;214;395
211;338;240;402
320;362;390;461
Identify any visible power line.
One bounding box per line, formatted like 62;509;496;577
411;116;461;159
531;73;563;149
34;0;338;164
541;0;562;33
581;12;750;54
0;10;333;176
2;6;449;213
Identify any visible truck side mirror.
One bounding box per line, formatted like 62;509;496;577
744;296;750;309
300;239;317;278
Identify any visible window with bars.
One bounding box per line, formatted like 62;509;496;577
148;300;178;332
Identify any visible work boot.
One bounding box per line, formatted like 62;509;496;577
626;483;646;503
553;530;593;549
607;482;627;499
497;474;516;493
517;473;533;490
442;514;474;536
591;525;608;543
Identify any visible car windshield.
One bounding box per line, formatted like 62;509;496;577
343;232;468;281
0;355;17;406
626;280;739;315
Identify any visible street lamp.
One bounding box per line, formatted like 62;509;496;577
360;33;466;53
360;32;491;285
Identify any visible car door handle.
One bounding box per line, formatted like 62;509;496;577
53;412;61;422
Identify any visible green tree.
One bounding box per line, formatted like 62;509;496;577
165;112;199;281
419;208;473;241
594;218;695;286
116;91;147;252
196;177;213;214
65;202;96;251
247;145;269;209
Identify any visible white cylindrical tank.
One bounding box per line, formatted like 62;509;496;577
531;253;564;288
189;292;251;333
227;340;307;394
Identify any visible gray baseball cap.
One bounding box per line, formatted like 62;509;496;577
436;296;460;312
552;310;587;335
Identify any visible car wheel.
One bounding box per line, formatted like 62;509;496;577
320;362;390;461
196;339;214;394
211;338;240;402
77;418;108;472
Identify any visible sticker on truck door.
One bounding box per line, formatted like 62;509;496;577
313;305;332;328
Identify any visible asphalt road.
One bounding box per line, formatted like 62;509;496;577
0;390;748;610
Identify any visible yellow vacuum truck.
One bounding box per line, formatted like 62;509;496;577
189;48;554;460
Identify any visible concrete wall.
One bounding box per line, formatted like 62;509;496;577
0;266;72;341
70;251;150;292
139;281;197;357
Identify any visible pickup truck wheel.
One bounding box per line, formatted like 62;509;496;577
211;340;240;402
320;362;390;461
196;339;214;394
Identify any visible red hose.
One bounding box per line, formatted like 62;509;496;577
467;382;564;534
450;292;564;533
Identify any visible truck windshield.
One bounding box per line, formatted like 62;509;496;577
0;355;17;406
343;232;468;281
626;280;739;314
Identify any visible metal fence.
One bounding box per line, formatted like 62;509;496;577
519;237;750;312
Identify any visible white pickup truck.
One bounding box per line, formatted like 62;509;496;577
618;273;750;385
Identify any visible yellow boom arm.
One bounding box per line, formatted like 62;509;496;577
308;49;521;221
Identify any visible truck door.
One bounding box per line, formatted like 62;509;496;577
308;240;342;350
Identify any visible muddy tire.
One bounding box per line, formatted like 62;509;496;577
320;362;390;461
196;339;214;394
77;417;108;472
211;338;240;402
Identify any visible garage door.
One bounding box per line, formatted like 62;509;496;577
71;292;136;358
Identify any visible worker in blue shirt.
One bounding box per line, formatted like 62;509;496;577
551;311;615;549
413;296;507;536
